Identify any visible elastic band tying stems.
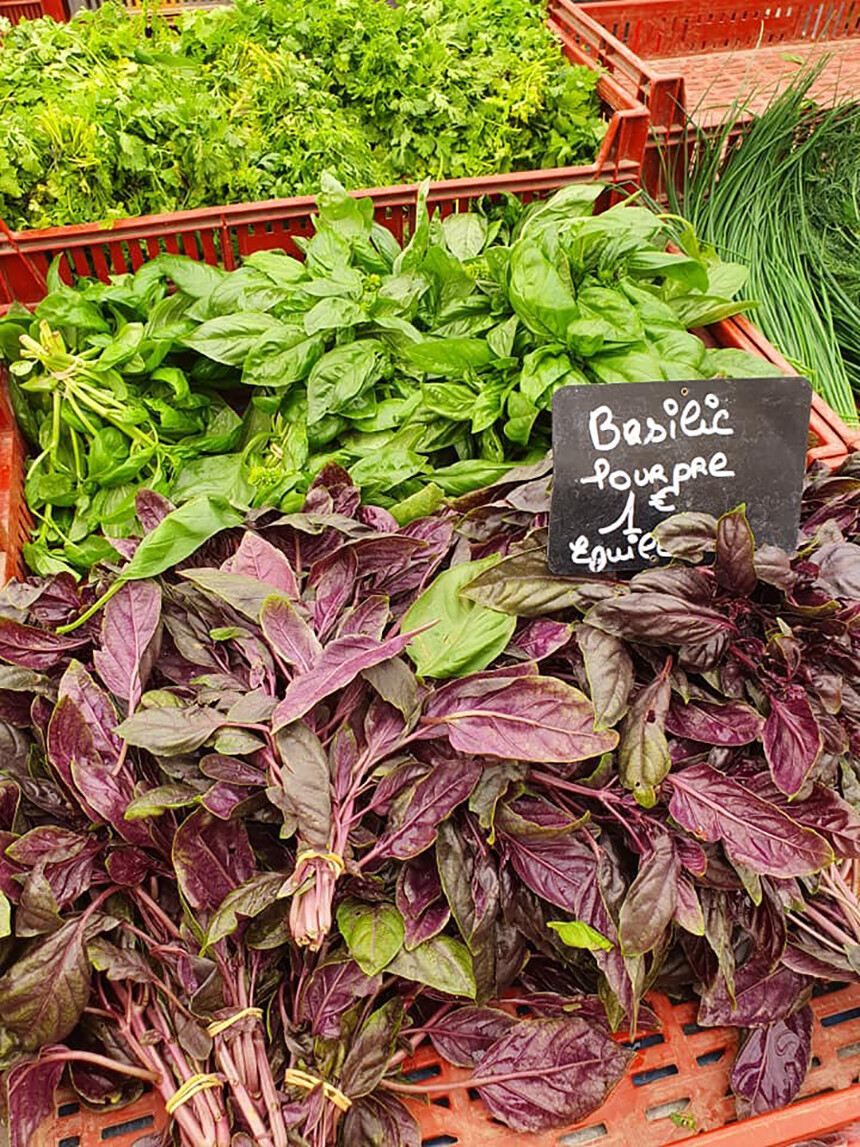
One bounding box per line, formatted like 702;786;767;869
165;1073;222;1114
283;1067;351;1112
294;849;345;876
207;1006;264;1038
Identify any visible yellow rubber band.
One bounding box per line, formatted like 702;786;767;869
165;1073;222;1115
206;1007;264;1038
295;849;345;876
283;1068;352;1113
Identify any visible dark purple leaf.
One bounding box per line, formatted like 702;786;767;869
340;998;403;1098
509;619;571;662
763;691;822;797
699;958;811;1028
271;723;331;848
272;631;416;729
173;808;255;913
428;1006;517;1068
1;1049;66;1147
814;542;860;598
297;956;382;1039
309;547;357;639
93;581;161;711
666;697;765;746
0;619;89;670
576;623;633;729
501;830;595;913
135;489;174;532
618;836;680;956
618;662;671;808
587;592;734;646
339;1093;420;1147
260;594;321;673
200;754;266;786
0;914;97;1050
396;855;450;950
374;757;482;860
422;675;617;762
668;763;833;876
732;1006;812;1117
338;595;391;640
715;507;757;595
472;1017;632;1133
6;826;87;865
224;531;299;598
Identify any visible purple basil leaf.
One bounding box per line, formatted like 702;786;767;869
224;531;300;598
340;998;404;1099
428;1005;518;1068
271;723;331;847
135;489;174;533
115;704;225;757
576;623;633;729
309;547;358;639
618;835;680;956
297;956;382;1039
6;826;87;865
763;691;823;796
715;507;757;595
508;619;571;662
618;663;671;808
501;830;596;913
172;808;255;912
666;697;765;746
668;763;833;876
814;542;860;598
396;855;450;950
699;958;812;1028
473;1016;632;1133
181;568;288;622
631;566;715;601
272;631;416;729
422;675;617;762
93;581;161;712
587;592;734;646
339;1093;420;1147
338;595;391;640
731;1006;812;1118
200;754;266;786
0;914;101;1050
374;756;482;860
1;1050;66;1147
0;619;89;670
651;511;717;560
260;594;322;673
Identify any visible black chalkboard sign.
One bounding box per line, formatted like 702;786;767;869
548;376;811;575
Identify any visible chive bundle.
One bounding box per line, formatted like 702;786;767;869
666;63;860;425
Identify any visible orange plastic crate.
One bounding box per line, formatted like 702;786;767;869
0;15;650;309
569;0;860;124
552;0;860;200
0;0;65;23
32;983;860;1146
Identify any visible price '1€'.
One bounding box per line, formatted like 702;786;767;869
547;376;811;575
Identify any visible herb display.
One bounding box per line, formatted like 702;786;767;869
666;63;860;426
0;0;605;232
0;177;763;579
1;458;860;1146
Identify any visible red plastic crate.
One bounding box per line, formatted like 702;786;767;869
558;0;860;198
0;0;65;23
0;17;650;309
32;983;860;1146
576;0;860;125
